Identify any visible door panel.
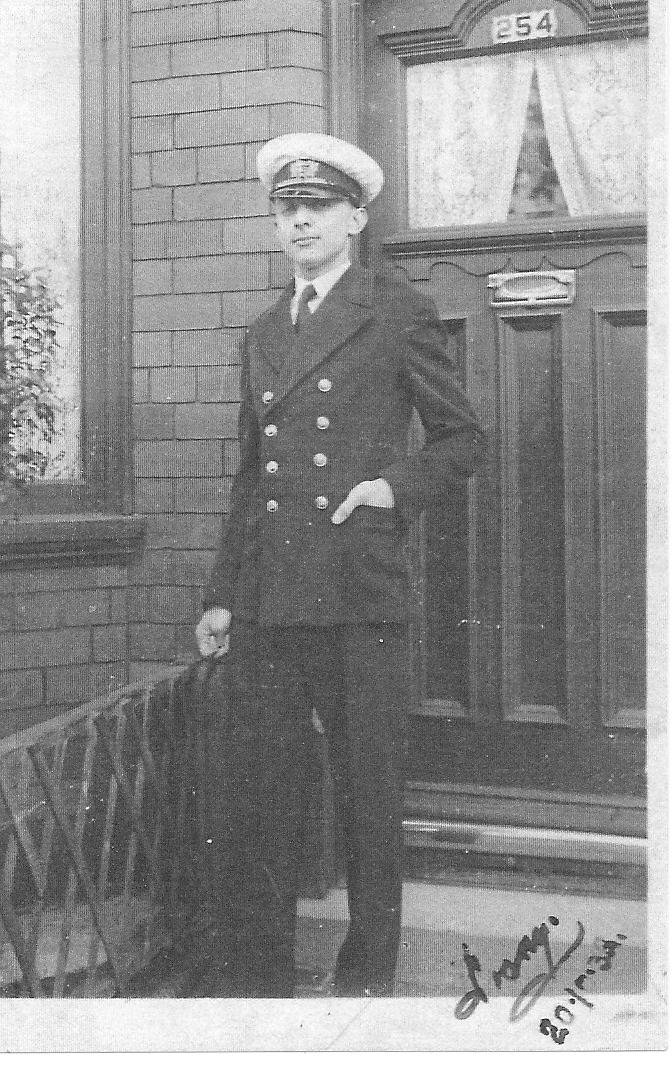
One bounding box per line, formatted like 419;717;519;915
411;318;471;718
499;313;566;726
424;488;470;710
595;309;647;731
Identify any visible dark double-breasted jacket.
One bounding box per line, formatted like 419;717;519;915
203;263;485;626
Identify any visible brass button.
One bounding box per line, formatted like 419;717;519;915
262;390;274;404
317;378;332;392
316;416;330;430
266;460;278;474
313;453;327;467
266;499;278;513
264;424;278;437
314;495;329;510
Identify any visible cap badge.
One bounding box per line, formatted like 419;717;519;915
289;158;320;180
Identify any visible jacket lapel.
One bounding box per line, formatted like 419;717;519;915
265;265;375;412
248;285;294;375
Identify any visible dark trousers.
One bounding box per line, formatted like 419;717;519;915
206;620;409;997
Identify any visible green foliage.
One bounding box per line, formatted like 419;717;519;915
0;246;63;504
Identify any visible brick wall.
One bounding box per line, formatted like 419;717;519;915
128;0;327;679
0;567;129;733
0;0;327;733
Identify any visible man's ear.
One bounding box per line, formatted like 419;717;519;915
348;206;368;236
269;200;282;228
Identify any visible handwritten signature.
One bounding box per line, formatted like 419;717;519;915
454;915;626;1029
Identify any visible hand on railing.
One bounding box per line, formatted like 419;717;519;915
195;607;231;658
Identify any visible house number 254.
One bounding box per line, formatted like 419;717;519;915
491;9;558;42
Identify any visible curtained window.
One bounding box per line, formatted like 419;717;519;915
407;39;647;228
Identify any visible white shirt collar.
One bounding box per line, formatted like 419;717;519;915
294;259;351;302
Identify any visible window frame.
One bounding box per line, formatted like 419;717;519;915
1;0;132;518
326;0;648;247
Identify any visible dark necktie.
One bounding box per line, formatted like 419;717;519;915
294;283;317;331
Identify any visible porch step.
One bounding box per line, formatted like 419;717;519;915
402;818;646;900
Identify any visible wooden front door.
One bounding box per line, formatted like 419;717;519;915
357;0;648;834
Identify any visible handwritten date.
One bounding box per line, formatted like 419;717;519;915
454;914;626;1035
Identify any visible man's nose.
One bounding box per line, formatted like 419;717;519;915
292;203;313;224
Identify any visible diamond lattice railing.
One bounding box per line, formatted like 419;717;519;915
0;663;211;997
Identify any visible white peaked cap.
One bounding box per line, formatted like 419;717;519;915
257;132;384;205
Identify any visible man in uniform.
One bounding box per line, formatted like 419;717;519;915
195;133;484;998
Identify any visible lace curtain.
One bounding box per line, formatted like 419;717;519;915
535;40;647;216
407;40;647;226
407;53;535;226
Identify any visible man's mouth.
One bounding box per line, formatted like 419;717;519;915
293;236;319;245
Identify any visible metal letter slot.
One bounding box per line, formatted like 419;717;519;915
487;269;575;307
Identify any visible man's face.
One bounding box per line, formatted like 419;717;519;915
271;196;368;278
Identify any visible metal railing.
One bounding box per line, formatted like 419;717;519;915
0;663;210;997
